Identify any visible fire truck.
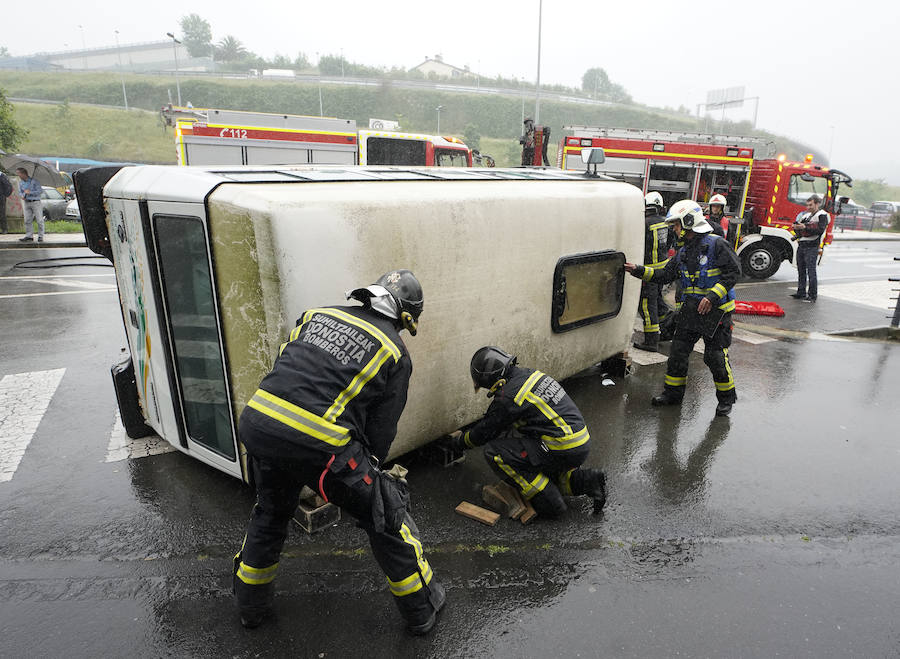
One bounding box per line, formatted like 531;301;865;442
558;126;853;279
161;106;474;168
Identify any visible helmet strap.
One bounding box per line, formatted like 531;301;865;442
400;311;418;336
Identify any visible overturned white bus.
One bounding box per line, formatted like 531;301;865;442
75;165;643;481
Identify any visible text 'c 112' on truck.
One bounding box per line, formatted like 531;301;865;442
557;126;853;279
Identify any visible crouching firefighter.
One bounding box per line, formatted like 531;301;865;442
232;269;446;634
625;200;741;417
635;191;672;352
446;347;607;518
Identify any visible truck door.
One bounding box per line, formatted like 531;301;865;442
146;200;242;478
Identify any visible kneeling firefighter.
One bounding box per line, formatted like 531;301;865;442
625;200;741;416
447;347;607;517
233;269;445;634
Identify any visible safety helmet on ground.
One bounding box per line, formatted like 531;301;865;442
470;346;517;395
644;191;664;210
348;269;424;335
666;199;713;234
709;194;727;211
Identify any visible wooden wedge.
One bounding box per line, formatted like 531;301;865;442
495;481;527;520
455;501;500;526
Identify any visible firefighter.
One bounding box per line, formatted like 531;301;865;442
233;269;445;635
520;118;535;166
635;191;671;352
624;200;741;417
790;194;829;302
446;346;607;518
706;194;728;238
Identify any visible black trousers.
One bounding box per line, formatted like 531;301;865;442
483;435;592;516
796;243;819;299
0;197;7;232
663;312;736;404
639;281;669;338
234;423;437;622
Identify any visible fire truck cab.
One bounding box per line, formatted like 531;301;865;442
558;126;852;279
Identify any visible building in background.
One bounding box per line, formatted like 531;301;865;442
0;41;210;72
410;54;473;80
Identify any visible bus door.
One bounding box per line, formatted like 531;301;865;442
145;199;242;479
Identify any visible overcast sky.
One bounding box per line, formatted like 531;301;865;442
4;0;899;184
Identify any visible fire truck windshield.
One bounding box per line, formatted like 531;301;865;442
435;149;469;167
788;173;830;205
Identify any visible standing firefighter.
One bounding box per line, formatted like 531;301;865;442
625;200;741;417
233;269;446;635
447;347;607;517
706;194;728;238
635;191;671;352
520;118;536;166
790;194;828;303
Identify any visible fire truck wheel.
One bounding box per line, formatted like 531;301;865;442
741;242;780;279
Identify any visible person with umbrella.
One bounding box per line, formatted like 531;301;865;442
15;167;43;242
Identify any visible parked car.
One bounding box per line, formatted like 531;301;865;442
65;198;81;222
41;186;68;221
869;201;900;216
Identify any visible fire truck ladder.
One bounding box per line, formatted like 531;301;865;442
563;126;777;158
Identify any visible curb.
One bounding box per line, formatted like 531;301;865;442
0;240;88;249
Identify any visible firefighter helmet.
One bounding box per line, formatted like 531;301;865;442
666;199;713;234
709;194;727;210
645;191;664;210
470;346;517;395
348;269;424;335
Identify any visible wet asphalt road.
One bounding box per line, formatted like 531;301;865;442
1;246;899;658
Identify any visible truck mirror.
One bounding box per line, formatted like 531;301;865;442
581;147;606;165
800;172;815;182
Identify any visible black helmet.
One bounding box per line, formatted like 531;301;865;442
375;269;424;336
470;346;517;395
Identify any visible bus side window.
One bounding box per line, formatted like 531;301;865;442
551;251;626;333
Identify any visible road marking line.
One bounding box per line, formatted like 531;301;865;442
13;277;117;290
0;274;115;280
0;288;117;300
105;411;175;463
0;368;66;483
863;263;900;269
732;327;776;344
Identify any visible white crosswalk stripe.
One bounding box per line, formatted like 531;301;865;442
105;411;175;463
0;369;66;483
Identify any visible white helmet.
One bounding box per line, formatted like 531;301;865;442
644;191;664;209
709;194;727;209
666;199;713;234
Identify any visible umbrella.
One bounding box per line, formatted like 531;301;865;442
0;153;66;188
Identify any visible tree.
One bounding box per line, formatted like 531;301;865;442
582;67;610;97
217;35;247;62
463;123;481;151
180;14;213;58
318;54;343;76
294;52;310;70
0;88;27;152
0;47;9;58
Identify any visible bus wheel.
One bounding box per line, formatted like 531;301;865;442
741;242;780;279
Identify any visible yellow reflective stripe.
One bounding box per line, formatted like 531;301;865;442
541;427;590;451
279;341;288;355
248;389;350;446
305;308;400;362
559;469;576;496
718;299;736;312
492;455;548;499
324;346;392;422
525;392;573;436
290;324;302;342
706;268;722;276
641;297;652;331
388;523;432;597
387;572;424;597
711;283;728;299
716;347;735;391
514;371;544;406
237;561;279;585
641;266;655;282
665;374;687;387
463;430;476;449
646;258;669;268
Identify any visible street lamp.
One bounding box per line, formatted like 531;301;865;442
340;48;344;78
77;24;87;69
166;32;182;107
114;30;128;111
534;0;543;124
436;105;444;133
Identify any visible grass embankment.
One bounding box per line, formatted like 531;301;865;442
11;101;175;164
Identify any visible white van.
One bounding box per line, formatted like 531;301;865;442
75;165;642;481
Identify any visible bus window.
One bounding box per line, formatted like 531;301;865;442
154;215;235;460
366;137;427;165
435;149;469;167
551;251;626;333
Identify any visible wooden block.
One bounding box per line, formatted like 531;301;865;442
455;501;500;526
481;485;509;514
495;481;526;520
519;499;537;525
292;500;341;534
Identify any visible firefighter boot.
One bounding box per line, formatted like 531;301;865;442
233;553;274;629
570;468;607;515
651;391;683;406
405;581;447;636
528;486;567;518
634;333;659;353
715;402;733;417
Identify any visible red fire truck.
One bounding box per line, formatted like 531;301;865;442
161;106;473;168
558;126;853;279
